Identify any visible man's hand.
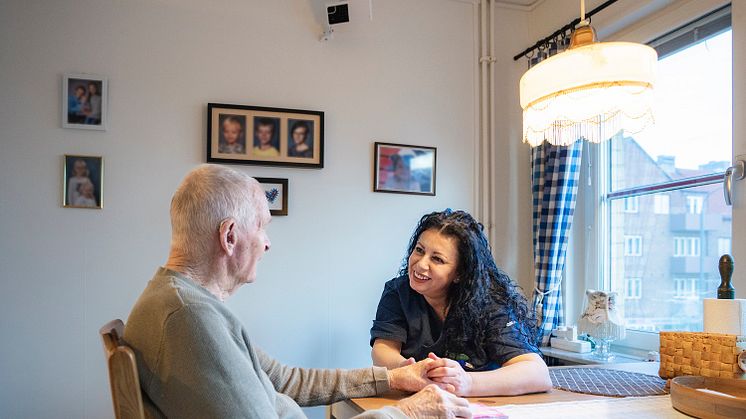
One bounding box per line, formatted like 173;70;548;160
426;352;474;397
388;357;455;393
395;384;472;419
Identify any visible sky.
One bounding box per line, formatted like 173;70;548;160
632;30;732;170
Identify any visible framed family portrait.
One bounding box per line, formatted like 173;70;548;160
374;142;436;196
206;103;323;168
63;155;103;209
256;177;288;216
62;73;108;130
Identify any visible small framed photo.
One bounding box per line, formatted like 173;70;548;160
62;73;108;130
374;142;436;196
63;155;103;209
207;103;323;168
256;177;288;216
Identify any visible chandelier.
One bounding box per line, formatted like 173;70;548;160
519;2;658;147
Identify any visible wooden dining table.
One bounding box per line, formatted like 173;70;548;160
328;362;683;419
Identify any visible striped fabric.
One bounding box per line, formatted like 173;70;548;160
531;140;583;345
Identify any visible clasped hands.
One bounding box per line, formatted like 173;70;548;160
391;352;472;396
388;353;474;418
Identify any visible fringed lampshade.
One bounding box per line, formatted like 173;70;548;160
519;24;658;147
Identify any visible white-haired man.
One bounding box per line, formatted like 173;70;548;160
124;165;472;418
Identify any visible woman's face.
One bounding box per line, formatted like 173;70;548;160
74;160;87;176
408;229;460;302
292;126;308;145
88;84;97;95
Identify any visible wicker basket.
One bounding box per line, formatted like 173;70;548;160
659;332;746;380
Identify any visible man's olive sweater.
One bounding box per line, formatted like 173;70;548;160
123;267;407;418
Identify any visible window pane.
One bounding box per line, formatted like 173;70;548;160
610;30;732;191
609;185;732;332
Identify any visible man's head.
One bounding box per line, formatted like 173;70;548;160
169;165;270;292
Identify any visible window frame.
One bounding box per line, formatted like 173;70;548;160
575;5;733;354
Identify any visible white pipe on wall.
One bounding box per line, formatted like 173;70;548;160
480;0;490;223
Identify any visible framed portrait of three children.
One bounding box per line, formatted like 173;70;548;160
206;103;324;169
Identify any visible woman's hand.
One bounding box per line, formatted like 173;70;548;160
425;352;474;396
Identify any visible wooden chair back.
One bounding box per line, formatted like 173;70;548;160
99;319;146;419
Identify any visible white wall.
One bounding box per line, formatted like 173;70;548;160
0;1;477;417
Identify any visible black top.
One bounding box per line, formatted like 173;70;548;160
370;275;538;371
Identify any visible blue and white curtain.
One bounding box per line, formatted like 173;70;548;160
531;140;583;345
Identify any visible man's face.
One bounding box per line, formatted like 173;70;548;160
75;87;85;98
256;124;273;145
233;195;271;285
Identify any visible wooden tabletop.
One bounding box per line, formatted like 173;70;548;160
343;362;661;414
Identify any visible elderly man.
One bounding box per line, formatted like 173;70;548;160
124;165;471;418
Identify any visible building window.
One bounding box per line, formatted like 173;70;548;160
624;236;643;256
718;238;731;256
673;237;700;257
624;196;639;213
625;278;642;300
654;194;670;214
594;7;733;335
674;277;697;299
685;195;704;214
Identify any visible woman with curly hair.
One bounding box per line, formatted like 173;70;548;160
370;209;551;396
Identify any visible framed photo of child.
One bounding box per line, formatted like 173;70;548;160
255;177;288;216
63;155;104;209
373;142;436;196
62;73;108;130
206;103;323;168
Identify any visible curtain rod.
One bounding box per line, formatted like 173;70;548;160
512;0;618;61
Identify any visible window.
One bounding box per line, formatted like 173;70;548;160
624;196;639;213
673;237;700;257
674;277;697;299
654;194;670;214
588;6;733;338
718;237;732;256
625;277;642;300
685;195;704;214
624;236;642;256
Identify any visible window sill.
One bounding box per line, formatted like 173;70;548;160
541;346;648;366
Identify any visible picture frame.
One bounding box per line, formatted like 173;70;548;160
207;103;323;168
62;73;108;130
373;142;436;196
256;177;288;216
63;155;104;209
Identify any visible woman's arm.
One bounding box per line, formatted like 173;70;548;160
427;352;552;397
371;338;414;369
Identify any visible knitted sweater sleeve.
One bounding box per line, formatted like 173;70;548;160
255;347;391;406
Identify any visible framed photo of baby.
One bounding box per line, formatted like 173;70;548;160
63;155;103;209
207;103;323;168
62;73;108;130
374;142;436;196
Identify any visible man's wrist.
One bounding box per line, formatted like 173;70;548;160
387;368;399;391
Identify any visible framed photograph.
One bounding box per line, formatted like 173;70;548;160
256;177;288;216
374;142;436;196
63;155;103;209
207;103;323;168
62;73;108;130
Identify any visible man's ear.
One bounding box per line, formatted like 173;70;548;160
218;218;237;256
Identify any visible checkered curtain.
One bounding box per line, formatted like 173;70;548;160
531;140;583;345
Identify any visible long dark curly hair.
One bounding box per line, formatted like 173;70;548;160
399;210;538;365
